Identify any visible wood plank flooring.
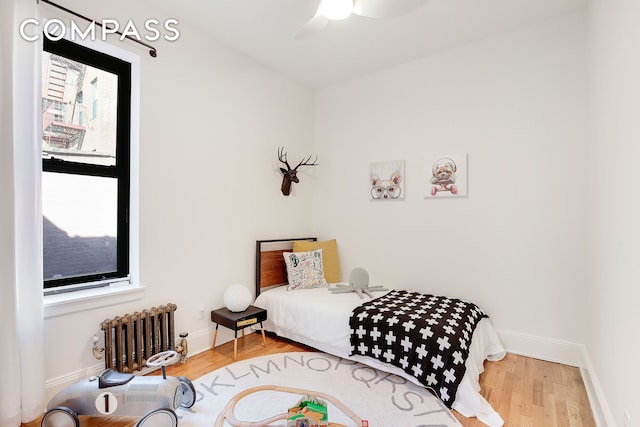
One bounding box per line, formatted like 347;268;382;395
22;332;596;427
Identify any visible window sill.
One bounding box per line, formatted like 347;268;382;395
44;282;145;319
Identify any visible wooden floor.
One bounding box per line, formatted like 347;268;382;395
23;332;596;427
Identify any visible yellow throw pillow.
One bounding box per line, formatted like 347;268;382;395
293;239;341;283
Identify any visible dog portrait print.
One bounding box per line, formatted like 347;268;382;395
426;153;467;198
369;160;405;200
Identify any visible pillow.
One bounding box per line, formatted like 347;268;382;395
293;239;341;283
283;249;329;291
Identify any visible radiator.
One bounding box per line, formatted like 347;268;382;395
100;303;177;373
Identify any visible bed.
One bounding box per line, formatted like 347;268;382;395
253;238;506;427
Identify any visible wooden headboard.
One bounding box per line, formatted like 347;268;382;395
255;237;316;296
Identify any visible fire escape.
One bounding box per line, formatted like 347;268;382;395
42;55;87;151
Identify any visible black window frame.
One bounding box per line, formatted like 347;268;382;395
43;36;131;292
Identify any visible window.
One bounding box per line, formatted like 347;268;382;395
42;36;131;294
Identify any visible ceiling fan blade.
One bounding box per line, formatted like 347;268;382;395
294;10;329;39
352;0;428;18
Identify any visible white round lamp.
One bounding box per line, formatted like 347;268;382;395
320;0;353;20
223;284;252;312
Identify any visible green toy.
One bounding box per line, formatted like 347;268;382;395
214;385;359;427
287;394;329;426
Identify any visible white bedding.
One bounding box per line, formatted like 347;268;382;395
254;285;506;427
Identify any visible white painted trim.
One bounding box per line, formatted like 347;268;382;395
44;357;162;401
184;327;214;356
44;325;210;402
45;326;614;427
194;326;590;368
186;324;253;356
44;284;145;319
45;362;104;400
496;328;585;367
581;348;615;427
496;329;613;427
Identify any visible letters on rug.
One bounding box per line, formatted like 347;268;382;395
177;351;462;427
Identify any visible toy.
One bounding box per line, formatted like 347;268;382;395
330;268;387;299
41;350;195;427
215;385;358;427
287;394;329;426
430;157;458;196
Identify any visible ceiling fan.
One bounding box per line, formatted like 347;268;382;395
295;0;428;39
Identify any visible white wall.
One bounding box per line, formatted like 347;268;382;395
24;0;316;392
586;1;640;426
312;12;588;352
9;2;636;423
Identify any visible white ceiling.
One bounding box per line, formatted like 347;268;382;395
143;0;587;89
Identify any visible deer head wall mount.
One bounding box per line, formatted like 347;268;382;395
277;147;319;196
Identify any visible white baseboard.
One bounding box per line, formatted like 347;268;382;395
496;328;613;427
186;324;264;358
44;326;614;427
183;326;215;356
580;348;615;427
43;326;218;402
496;328;585;366
45;363;104;400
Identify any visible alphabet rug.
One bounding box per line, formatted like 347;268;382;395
178;351;462;427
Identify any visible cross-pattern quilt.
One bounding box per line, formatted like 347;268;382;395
349;289;488;408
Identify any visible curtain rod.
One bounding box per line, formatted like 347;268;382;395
36;0;158;57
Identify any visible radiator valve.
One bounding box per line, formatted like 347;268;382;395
92;334;105;360
176;332;188;363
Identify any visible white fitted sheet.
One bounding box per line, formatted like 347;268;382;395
254;285;506;427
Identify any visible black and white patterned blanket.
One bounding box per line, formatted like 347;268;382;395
349;289;488;408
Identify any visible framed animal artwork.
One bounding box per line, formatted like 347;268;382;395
425;153;468;198
369;160;405;200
